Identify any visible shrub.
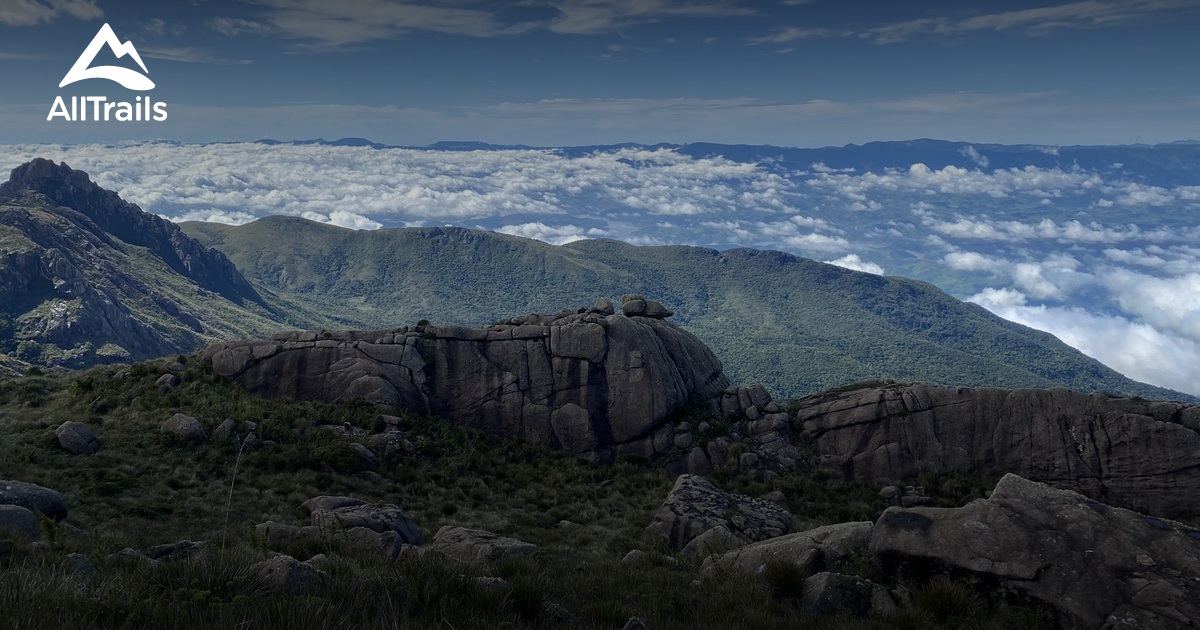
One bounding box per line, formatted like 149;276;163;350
913;577;984;624
762;559;806;601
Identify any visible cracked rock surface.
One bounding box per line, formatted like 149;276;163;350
796;383;1200;518
204;304;729;463
871;473;1200;629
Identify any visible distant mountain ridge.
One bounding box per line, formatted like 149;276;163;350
182;215;1194;402
241;137;1200;186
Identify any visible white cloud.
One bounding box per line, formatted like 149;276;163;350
495;222;599;245
168;209;259;225
300;210;382;230
0;0;101;26
864;0;1199;44
968;287;1028;308
1014;262;1063;299
1101;269;1200;341
959;145;990;168
943;251;1002;272
824;254;884;275
971;289;1200;397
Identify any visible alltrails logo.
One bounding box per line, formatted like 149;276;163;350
47;23;168;123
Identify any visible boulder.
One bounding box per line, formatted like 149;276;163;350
870;473;1200;629
155;373;180;388
249;555;329;595
431;526;537;563
643;300;673;319
63;553;98;579
105;548;157;567
0;479;67;520
309;500;422;546
161;413;207;446
302;496;368;513
592;298;615;316
212;418;237;443
798;383;1200;518
0;505;39;540
144;540;205;562
622;549;647;565
55;421;103;455
622;618;649;630
800;572;895;619
704;521;872;577
644;475;791;550
348;443;379;472
680;525;745;562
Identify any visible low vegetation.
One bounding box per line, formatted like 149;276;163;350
0;361;1038;628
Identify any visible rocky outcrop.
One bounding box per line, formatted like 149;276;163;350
1;159;259;305
702;521;872;577
431;526;537;563
871;473;1200;629
305;496;423;546
797;383;1200;518
800;572;895;619
249;555;329;595
205;302;732;463
644;474;791;551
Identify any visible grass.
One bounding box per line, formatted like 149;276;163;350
0;359;1048;629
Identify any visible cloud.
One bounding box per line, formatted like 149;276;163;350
1101;269;1200;341
302;210;382;230
864;0;1199;44
226;0;750;46
959;145;990;168
208;17;276;37
139;18;186;37
748;26;844;44
243;0;535;47
141;47;254;65
495;222;602;245
0;0;101;26
943;251;1003;272
169;209;260;225
824;254;884;275
544;0;753;35
970;288;1200;396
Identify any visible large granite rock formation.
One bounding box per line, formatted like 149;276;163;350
205;302;731;462
871;474;1200;629
796;383;1200;518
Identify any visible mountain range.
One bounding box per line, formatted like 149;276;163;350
0;157;1189;401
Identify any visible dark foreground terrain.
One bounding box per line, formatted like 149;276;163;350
3;351;1199;629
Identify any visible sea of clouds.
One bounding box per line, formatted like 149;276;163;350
3;142;1198;396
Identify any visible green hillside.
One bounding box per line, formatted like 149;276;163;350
182;216;1190;401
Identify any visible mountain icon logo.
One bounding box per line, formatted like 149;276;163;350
59;23;155;91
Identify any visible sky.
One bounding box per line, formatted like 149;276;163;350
1;0;1199;145
2;0;1200;396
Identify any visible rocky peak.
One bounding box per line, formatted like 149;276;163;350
1;159;260;305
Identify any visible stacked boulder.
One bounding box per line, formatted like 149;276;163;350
206;299;731;464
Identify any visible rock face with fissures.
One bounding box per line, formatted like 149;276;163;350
796;383;1200;519
205;298;730;463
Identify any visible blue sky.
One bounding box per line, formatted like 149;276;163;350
2;0;1199;145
